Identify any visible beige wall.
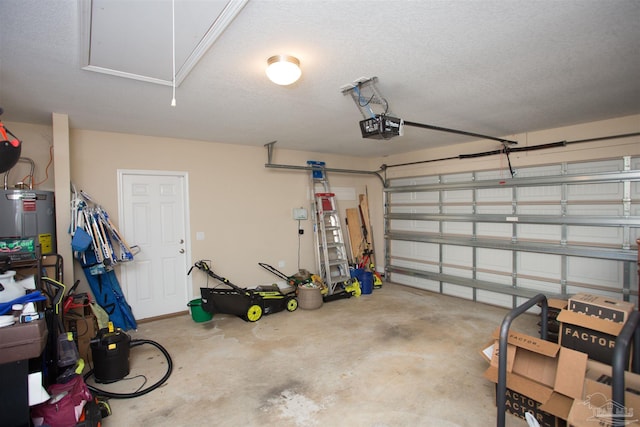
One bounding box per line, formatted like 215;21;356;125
2;121;54;191
5;114;638;297
68;130;380;292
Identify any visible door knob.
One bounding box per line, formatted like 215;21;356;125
179;249;185;254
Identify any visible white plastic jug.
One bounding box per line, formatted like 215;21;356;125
0;271;27;303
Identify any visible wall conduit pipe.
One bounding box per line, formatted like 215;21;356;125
264;141;387;186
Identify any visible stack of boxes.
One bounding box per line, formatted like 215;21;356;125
557;293;635;365
63;301;98;367
482;292;639;426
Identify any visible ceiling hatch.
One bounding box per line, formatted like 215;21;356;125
80;0;248;86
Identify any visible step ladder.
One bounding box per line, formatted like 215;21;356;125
308;161;352;295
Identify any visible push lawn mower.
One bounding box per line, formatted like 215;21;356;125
189;260;298;322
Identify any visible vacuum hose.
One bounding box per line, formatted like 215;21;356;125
84;338;173;399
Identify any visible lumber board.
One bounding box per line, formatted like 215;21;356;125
346;208;365;263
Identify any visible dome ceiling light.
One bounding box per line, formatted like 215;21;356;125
266;55;301;86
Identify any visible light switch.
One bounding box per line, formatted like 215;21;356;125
196;231;205;240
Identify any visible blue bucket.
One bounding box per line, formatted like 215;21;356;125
350;268;373;295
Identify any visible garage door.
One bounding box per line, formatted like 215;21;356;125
385;156;640;309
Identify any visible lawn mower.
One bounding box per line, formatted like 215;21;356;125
259;262;360;301
258;262;313;288
189;260;298;322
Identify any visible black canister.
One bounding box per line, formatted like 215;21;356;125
90;323;131;383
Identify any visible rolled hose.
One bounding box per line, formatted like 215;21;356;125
83;338;173;399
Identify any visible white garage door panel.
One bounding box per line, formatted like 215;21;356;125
442;173;473;183
476;204;513;214
517;224;561;242
390;240;414;258
476;290;514;308
566;205;622;216
442;205;473;214
388;206;414;214
477;248;512;272
442;245;472;266
515;165;563;178
566;159;623;174
476;271;512;285
567;225;623;246
413;191;440;203
389;192;414;203
411;206;441;214
518;252;561;279
442;244;473;278
442;266;473;278
517;185;562;202
391;258;438;272
565;286;624;300
567;182;622;201
414;277;441;293
476;170;505;180
442;283;473;300
442;189;473;203
389;219;413;231
477;223;513;239
566;257;624;289
390;219;440;232
389;272;441;293
442;222;473;235
517;205;562;215
517;277;563;295
388;205;440;214
416;241;440;260
477;187;512;202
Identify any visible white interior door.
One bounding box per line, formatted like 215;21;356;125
118;170;191;320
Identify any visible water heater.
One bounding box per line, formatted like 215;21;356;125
0;189;56;254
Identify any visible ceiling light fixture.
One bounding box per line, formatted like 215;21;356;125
266;55;301;86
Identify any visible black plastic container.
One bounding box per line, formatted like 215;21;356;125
90;326;131;383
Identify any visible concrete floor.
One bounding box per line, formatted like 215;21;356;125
90;282;533;427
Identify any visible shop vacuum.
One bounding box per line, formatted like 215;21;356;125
90;323;131;383
85;322;173;398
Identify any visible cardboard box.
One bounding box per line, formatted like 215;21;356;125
483;328;588;426
64;312;98;366
568;360;640;426
568;293;635;324
557;309;625;365
499;386;565;427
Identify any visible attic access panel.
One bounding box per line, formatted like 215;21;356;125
80;0;247;85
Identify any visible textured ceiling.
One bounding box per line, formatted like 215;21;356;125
1;0;639;158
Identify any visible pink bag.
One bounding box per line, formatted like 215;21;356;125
31;375;92;427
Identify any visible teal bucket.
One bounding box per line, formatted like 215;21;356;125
188;298;213;323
